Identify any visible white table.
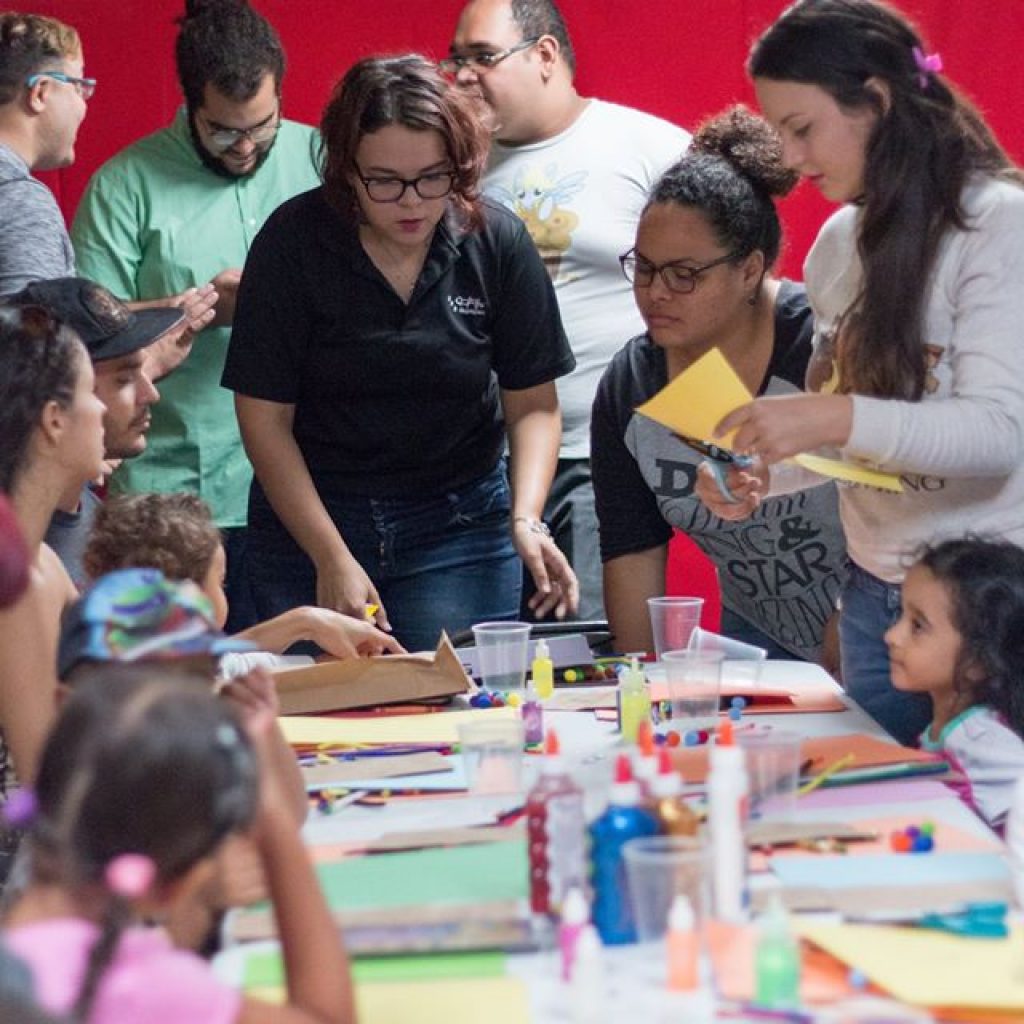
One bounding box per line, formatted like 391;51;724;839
220;661;1001;1022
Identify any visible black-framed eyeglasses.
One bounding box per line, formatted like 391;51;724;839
619;248;740;294
355;168;455;204
198;109;280;152
438;37;540;74
24;70;97;101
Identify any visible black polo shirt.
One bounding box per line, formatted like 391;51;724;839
223;188;574;497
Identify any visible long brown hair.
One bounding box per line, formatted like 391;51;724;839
750;0;1021;399
319;54;489;230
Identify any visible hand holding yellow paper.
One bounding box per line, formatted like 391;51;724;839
635;347;902;493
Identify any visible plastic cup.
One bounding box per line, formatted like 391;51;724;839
457;718;526;795
623;835;707;942
662;649;723;735
647;597;704;660
472;621;532;695
688;627;767;689
737;728;803;822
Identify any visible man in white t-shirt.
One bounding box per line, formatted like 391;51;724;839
446;0;689;620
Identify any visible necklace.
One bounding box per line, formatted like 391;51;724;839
360;227;432;303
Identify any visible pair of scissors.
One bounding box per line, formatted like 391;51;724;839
678;434;756;504
915;901;1009;938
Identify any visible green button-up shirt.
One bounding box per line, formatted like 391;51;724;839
71;109;320;526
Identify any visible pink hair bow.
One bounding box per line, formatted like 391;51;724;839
912;46;943;89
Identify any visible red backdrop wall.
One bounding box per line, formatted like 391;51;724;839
25;1;1024;623
30;0;1024;278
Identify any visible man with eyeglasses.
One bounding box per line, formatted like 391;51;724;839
447;0;689;621
70;0;319;633
0;13;90;295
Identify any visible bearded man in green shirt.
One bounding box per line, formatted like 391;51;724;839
71;0;319;631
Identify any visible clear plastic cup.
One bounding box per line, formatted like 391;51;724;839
623;835;707;942
647;596;704;660
688;627;768;689
472;621;532;695
457;718;526;795
662;649;723;735
737;728;803;822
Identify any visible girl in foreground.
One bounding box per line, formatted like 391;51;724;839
3;672;354;1023
700;0;1024;744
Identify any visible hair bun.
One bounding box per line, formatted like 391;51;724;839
690;104;798;199
182;0;248;20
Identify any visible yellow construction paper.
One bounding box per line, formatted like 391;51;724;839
250;977;530;1023
793;452;902;493
635;347;750;448
797;922;1024;1011
357;977;529;1023
636;346;903;493
279;706;518;746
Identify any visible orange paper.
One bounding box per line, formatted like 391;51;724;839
672;732;941;785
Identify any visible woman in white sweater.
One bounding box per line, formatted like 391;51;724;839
698;0;1024;745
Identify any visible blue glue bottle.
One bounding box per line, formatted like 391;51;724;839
588;753;658;945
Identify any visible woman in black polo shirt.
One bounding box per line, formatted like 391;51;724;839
224;55;578;652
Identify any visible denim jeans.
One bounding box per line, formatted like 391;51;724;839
247;463;521;653
839;560;931;745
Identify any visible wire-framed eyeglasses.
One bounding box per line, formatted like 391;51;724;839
438;37;540;74
198;110;280;153
619;248;739;294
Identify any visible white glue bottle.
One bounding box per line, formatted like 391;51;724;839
570;924;608;1024
707;719;749;924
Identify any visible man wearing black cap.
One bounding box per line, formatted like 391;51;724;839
6;277;185;588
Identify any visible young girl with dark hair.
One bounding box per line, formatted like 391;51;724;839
592;106;846;665
223;54;578;653
885;538;1024;829
700;0;1024;744
2;672;354;1023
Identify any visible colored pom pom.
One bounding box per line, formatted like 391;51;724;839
684;730;700;747
728;707;742;721
564;669;579;683
730;697;747;710
665;730;681;748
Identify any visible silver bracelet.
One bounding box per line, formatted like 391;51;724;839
512;516;552;538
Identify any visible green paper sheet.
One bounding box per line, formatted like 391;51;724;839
244;950;506;989
314;838;528;911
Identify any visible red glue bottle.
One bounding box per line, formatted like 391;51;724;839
526;729;587;916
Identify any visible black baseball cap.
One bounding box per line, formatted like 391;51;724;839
7;277;185;363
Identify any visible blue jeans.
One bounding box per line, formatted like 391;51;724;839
247;463;521;653
839;561;931;745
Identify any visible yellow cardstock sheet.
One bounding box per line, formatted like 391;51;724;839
635;346;902;493
280;705;519;746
